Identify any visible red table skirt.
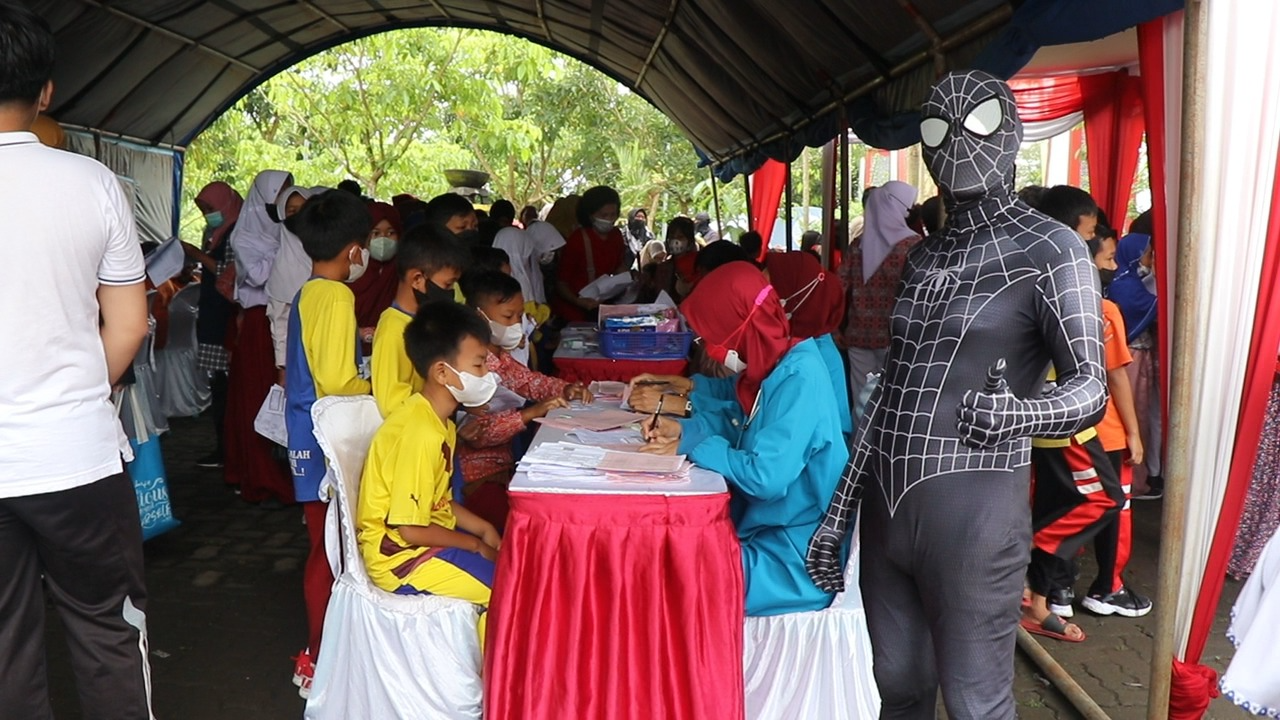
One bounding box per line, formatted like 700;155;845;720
554;356;689;384
484;491;745;720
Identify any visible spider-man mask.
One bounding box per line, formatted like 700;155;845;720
919;70;1023;206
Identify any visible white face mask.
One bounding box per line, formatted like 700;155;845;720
481;311;525;350
539;251;557;265
345;247;370;283
445;364;499;407
723;349;747;374
593;217;616;234
369;236;397;262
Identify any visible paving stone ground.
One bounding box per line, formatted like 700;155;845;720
41;414;1256;719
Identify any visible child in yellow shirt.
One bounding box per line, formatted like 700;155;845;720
370;225;470;417
358;301;503;645
282;189;374;694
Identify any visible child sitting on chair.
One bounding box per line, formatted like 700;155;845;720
456;271;593;528
356;301;503;644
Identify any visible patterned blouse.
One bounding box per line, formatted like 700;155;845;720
457;350;568;484
838;235;919;350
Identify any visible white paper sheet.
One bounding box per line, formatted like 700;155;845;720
253;383;288;446
145;236;185;286
579;272;633;301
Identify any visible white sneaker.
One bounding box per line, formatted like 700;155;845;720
1082;587;1153;617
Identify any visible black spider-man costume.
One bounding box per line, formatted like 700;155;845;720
806;71;1107;719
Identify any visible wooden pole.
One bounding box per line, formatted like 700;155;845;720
1147;3;1207;717
709;166;723;243
837;119;850;271
785;156;795;252
801;148;811;233
1016;629;1111;720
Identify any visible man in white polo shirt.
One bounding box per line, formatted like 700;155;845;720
0;4;154;718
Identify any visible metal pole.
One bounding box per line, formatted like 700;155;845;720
785;157;795;252
709;166;723;244
1147;3;1207;717
743;172;753;233
1016;629;1111;720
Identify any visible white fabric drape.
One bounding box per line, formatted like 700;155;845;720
1171;1;1280;658
1022;112;1083;143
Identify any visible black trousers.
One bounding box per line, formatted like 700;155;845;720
0;473;153;720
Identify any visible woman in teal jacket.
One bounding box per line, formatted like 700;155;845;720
642;261;847;616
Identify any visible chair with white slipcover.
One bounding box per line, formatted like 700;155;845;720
304;395;483;720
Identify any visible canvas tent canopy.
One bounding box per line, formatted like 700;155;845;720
32;0;1178;178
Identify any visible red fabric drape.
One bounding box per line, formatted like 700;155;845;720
749;159;787;261
1009;76;1084;123
485;491;745;720
1168;659;1220;720
1082;71;1146;227
1183;146;1280;667
1138;17;1174;482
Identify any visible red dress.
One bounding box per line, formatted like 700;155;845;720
553;226;626;322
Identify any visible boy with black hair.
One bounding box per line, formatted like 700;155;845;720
358;302;503;644
1037;185;1100;240
424;192;479;242
1021;187;1130;641
283;188;374;695
471;245;512;275
371;224;470;417
455;271;591;528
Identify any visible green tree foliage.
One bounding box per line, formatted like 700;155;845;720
179;28;744;242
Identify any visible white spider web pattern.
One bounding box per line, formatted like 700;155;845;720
834;196;1107;518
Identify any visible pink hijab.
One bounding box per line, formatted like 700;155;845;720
860;180;918;282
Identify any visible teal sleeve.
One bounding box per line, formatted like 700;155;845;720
690;373;736;403
687;372;822;502
678;403;737;453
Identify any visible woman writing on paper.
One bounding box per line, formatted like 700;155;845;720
640;261;846;615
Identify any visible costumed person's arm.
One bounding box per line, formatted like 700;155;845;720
955;244;1108;447
460;409;530;449
680;371;825;502
806;377;886;593
494;353;567;401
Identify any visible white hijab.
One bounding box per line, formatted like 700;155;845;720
525;220;566;262
860;180;918;283
494;225;545;304
229;169;292;256
266;186;323;304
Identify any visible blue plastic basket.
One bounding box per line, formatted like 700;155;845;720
597;328;693;360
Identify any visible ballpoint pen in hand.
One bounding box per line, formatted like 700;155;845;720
648;394;665;441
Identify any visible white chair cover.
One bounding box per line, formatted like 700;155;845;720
742;521;880;720
304;395;483;720
1221;526;1280;715
155;283;210;419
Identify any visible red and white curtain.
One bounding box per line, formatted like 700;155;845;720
1146;4;1280;716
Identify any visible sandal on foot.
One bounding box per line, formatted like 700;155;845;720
1020;614;1086;643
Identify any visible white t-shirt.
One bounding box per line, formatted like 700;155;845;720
0;131;145;498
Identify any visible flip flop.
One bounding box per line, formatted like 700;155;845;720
1021;614;1086;643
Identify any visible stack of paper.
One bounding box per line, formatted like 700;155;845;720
588;381;627;402
518;442;692;485
533;408;648;432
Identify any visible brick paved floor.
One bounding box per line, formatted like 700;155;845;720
41;414;1259;719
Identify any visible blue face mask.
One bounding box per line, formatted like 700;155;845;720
204;211;224;229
